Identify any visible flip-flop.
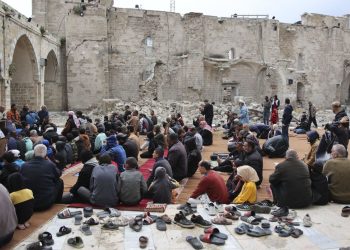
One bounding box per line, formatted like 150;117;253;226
199;233;225;246
160;214;172;224
67;237;84;249
56;226;72;237
129;215;143;232
38;232;54;246
57;209;82;219
235;223;253;235
186;236;203;249
156;218;167;231
204;227;228;240
246;226;272;237
139;236;148;249
291;228;303;238
74;215;83;225
211;215;232;225
83;207;93;218
102;221;119;231
80;224;92;236
240;216;261;225
84;218;99;226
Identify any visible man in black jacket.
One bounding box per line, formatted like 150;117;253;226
201;100;214;127
167;133;188;181
117;133;139;160
20;144;64;211
269;150;312;209
147;147;173;186
282;98;293;141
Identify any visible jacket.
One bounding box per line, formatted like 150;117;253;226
167;141;188;181
70;158;99;195
119;169;147;205
305;141;319;167
282;104;293;125
122;139;139;160
236;149;263;186
147;158;173;186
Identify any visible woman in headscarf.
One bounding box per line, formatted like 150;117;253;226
238;100;249;125
61;111;80;136
233;165;259;204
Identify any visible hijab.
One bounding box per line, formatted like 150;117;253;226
68;111;80;128
237;165;259;182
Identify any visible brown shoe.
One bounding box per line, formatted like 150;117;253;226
341;206;350;217
139;236;148;249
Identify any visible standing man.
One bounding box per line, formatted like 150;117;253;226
262;96;271;125
201;100;214;127
308;101;318;128
282;98;293;141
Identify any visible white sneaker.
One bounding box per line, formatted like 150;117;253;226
303;214;312;227
205;203;217;216
286;210;297;220
215;203;224;213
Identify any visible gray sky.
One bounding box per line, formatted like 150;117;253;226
3;0;350;23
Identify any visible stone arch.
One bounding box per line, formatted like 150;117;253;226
10;35;40;109
44;50;63;111
297;82;305;101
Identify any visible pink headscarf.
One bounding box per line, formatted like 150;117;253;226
68;111;80;128
199;121;213;132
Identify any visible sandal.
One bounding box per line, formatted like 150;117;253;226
291;228;303;238
274;225;293;237
57;209;82;219
56;226;72;237
186;236;203;249
83;207;93;218
74;215;83;225
67;237;84;249
225;205;241;216
102;221;119;231
129;215;143;232
26;241;43;250
160;214;172;224
204;227;228;240
143;212;156;225
114;216;129;227
240;216;262;225
199;233;225;246
223;211;239;220
235;223;253;235
211;214;232;225
80;224;92;236
139;236;148;249
106;207;121;217
38;232;54;246
246;226;272;237
156;218;167;231
84;218;99;226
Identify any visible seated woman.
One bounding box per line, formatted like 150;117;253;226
140;132;156;159
148;167;175;204
233;165;259;204
8;173;34;230
119;157;147;205
199;121;213;146
77;154;119;207
304;131;319;167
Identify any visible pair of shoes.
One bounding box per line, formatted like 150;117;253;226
271;207;289;217
174;211;195;228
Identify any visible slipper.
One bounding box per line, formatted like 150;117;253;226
56;226;72;237
84;218;99;226
67;237;84;249
83;207;93;218
235;223;253;235
211;215;232;225
57;209;82;219
26;241;43;250
114;216;129;227
107;207;121;217
160;214;172;224
80;224;92;236
38;232;54;246
96;210;110;219
186;236;203;249
341;206;350;217
199;233;225;246
291;228;303;238
224;206;241;216
102;221;119;231
240;216;261;225
204;227;228;240
274;225;293;237
74;215;83;225
236;203;251;211
246;226;272;237
223;211;239;220
156;218;167;231
139;236;148;249
191;215;212;228
129;215;143;232
261;220;271;229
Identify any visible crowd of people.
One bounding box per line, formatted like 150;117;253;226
0;96;349;248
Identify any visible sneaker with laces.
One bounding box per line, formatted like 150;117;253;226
205;203;217;216
174;211;195;228
215;203;224;213
236;203;252;211
271;207;289;217
303;214;312;227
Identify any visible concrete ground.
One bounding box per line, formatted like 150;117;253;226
6;129;350;250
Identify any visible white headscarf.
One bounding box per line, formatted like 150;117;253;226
68;111;80;128
237;165;259;182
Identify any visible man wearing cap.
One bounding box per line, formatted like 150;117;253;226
201;100;214;127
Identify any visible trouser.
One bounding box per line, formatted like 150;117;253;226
270;184;285;208
77;186;92;203
282;124;289;142
213;159;233;173
308;117;318;128
0;232;14;248
34;178;64;211
263;112;270;125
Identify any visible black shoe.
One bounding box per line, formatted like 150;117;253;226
271;207;289;217
174;211;195;228
190;214;212;228
178;203;197;216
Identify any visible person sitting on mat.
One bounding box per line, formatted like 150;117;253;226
148;167;176;204
233;165;259;204
8;173;34;230
0;184;17;248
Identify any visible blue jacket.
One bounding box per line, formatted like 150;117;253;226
239;106;249;124
101;144;126;172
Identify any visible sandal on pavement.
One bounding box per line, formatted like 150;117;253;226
246;226;272;237
38;232;54;246
56;226;71;237
211;214;232;225
156;218;167;231
139;236;148;249
186;236;203;250
235;223;253;235
160;214;172;224
291;228;303;238
143;212;157;225
67;237;84;249
204;227;228;240
83;207;93;218
199;233;225;246
57;209;82;219
191;215;212;228
84;217;99;226
129;215;143;232
342;206;350;217
240;216;261;225
102;221;119;231
80;224;92;236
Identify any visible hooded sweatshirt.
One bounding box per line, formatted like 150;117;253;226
70;157;99;195
149;167;174;204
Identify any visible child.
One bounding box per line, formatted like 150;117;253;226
8;173;34;230
148;167;175;204
233;166;259;204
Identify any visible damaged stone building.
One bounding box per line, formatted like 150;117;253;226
1;0;350;110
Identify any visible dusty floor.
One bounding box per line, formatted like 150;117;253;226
5;129;350;249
